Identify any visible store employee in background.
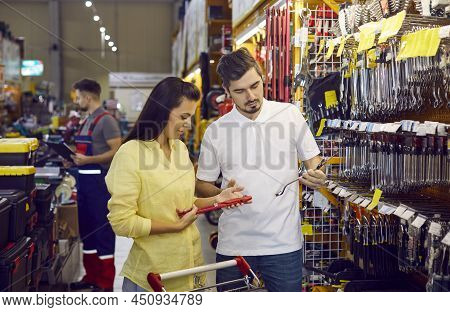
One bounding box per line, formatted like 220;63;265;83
68;78;122;291
196;48;327;292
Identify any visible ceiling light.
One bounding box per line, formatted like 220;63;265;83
100;27;105;33
112;46;118;52
93;15;100;22
209;60;215;64
104;34;110;40
108;41;114;47
85;1;93;8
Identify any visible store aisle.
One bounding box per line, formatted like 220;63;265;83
112;215;217;292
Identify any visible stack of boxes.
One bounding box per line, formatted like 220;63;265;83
0;138;55;291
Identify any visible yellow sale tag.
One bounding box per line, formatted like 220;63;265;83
336;36;346;57
302;224;314;235
357;22;380;53
317;39;325;55
378;10;406;43
26;203;30;212
397;28;441;60
325;90;338;108
325;40;335;60
367;189;383;211
316;118;327;137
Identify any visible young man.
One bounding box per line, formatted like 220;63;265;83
196;48;326;292
69;78;122;291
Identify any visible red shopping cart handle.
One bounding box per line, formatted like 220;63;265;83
177;195;252;218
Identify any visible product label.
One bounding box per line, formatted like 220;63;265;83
411;216;427;229
428;222;442;237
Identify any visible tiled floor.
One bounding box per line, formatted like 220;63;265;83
111;215;217;292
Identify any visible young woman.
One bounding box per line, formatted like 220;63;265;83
105;77;244;292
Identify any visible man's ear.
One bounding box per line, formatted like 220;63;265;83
223;84;231;98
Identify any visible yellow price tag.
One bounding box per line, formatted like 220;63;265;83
316;118;327;137
378;10;406;44
367;189;383;211
357;21;381;53
26;203;30;212
325;40;335;60
317;39;325;55
325;90;338;109
302;224;314;235
397;28;441;60
336;37;346;57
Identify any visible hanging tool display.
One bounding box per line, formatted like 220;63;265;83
331;120;450;193
293;8;313;99
265;1;291;102
337;0;448;36
340;45;450;121
265;0;291;102
328;179;450;291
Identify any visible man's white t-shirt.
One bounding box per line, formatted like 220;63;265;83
197;99;320;256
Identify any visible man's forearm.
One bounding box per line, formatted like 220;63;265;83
89;150;116;165
195;179;222;198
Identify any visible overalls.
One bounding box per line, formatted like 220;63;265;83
74;112;116;290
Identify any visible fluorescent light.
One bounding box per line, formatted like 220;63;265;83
100;27;106;33
112;46;117;52
93;15;100;22
108;41;114;47
85;1;92;8
105;34;110;40
236;20;266;45
209;60;215;64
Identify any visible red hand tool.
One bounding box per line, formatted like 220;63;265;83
177;196;253;218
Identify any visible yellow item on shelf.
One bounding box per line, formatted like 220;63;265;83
51;116;59;128
315;119;327;137
0;138;39;153
325;91;338;109
397;28;441;60
378;10;406;44
5;132;21;138
325;40;335;60
302;224;314;236
357;21;381;53
0;166;36;176
367;188;383;211
336;36;346;57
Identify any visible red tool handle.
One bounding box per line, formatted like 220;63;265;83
177;195;253;218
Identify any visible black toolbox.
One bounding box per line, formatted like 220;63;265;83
35;183;53;222
0;196;12;250
0;190;28;242
29;227;47;290
0;166;36;194
40;212;57;263
0;237;35;292
0;138;38;166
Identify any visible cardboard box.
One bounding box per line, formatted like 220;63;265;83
56;203;79;239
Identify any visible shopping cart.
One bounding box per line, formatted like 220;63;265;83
147;256;263;292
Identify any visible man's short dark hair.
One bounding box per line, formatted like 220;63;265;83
73;78;101;99
217;47;263;89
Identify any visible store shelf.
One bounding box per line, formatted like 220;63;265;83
208;19;231;25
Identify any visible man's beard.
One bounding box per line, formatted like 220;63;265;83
242;99;261;113
79;106;88;112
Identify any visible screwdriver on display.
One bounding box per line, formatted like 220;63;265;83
177;196;253;218
275;157;328;197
